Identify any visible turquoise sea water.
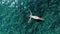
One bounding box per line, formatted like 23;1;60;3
0;0;60;34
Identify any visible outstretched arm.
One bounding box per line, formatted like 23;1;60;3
28;17;31;23
28;10;32;23
30;10;32;16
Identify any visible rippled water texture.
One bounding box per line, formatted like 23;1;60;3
0;0;60;34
